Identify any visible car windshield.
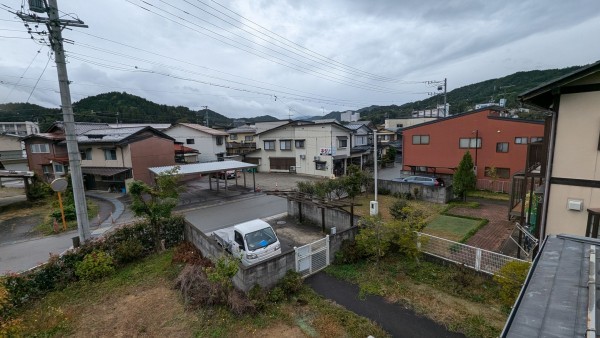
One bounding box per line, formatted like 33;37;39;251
245;227;277;251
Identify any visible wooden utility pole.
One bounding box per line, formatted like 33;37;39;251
18;0;91;241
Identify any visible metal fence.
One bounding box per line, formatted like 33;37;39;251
417;232;527;275
295;235;330;277
476;179;510;193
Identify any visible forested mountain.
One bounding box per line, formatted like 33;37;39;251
328;64;585;124
0;63;589;130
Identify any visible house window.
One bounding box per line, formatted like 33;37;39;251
515;137;528;144
337;137;348;148
531;137;543;143
186;138;195;144
104;148;117;160
264;140;275;150
295;140;305;148
30;143;49;153
315;161;327;171
245;135;253;142
280;140;292;150
496;142;509;153
42;165;51;174
80;148;92;160
396;124;403;128
485;167;510;179
53;163;64;173
412;135;429;145
459;138;482;149
216;136;223;145
229;134;237;140
270;157;295;170
355;135;367;146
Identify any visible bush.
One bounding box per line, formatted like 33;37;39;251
334;240;364;264
379;188;391;196
75;251;115;281
278;270;303;296
26;176;52;201
248;284;268;310
175;265;224;307
113;238;145;264
172;241;213;267
267;286;286;303
389;199;409;220
227;289;256;316
493;261;531;308
50;204;76;222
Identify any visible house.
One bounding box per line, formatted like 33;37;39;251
501;234;600;337
401;107;544;191
0;121;39;136
164;123;228;162
345;122;373;168
341;110;360;122
0;133;28;171
245;121;353;177
411;104;450;118
518;60;600;238
23;123;175;188
226;124;257;156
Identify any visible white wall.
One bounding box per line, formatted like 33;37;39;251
164;125;225;162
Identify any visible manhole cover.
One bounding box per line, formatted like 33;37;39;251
276;220;287;225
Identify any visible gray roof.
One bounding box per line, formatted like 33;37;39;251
51;122;111;134
502;234;600;337
149;160;257;175
77;127;146;143
346;123;372;131
226;126;256;134
107;123;171;130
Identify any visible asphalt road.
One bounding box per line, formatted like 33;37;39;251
0;231;77;274
184;194;287;233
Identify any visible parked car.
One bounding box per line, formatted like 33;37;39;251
211;170;239;179
393;176;445;187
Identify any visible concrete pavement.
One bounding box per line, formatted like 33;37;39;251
184;194;288;233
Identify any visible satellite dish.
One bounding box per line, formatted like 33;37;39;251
50;178;68;192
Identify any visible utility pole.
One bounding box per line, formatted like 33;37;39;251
443;78;447;116
18;0;91;241
202;106;208;127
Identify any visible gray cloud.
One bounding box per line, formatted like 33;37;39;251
0;0;599;119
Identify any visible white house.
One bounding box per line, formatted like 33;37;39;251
341;110;360;122
245;121;353;178
0;121;39;136
164;123;228;162
0;134;28;171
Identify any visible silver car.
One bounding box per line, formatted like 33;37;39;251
394;176;445;187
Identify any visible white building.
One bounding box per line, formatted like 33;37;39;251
341;110;360;122
245;121;353;177
0;134;28;171
0;121;39;136
164;123;228;162
411;104;450;118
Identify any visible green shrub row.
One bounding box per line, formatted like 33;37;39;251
0;216;185;319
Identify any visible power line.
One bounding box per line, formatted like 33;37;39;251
3;46;42;101
26;52;52;103
125;0;407;94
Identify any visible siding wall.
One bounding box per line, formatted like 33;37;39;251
165;125;225;162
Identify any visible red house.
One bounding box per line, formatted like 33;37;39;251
401;107;544;192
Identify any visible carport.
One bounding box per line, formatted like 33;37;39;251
149;161;258;192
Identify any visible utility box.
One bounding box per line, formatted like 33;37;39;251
370;201;379;216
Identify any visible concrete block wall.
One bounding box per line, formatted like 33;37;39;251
184;221;299;292
328;226;359;262
287;200;360;232
377;179;452;204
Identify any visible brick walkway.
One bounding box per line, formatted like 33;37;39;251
448;199;514;252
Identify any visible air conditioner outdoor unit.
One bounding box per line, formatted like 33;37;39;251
299;154;306;159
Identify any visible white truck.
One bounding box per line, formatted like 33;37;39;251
211;219;282;266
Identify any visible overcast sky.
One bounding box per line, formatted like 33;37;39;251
1;0;599;120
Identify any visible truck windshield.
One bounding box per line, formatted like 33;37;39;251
245;227;277;251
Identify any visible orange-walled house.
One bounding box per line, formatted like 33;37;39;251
401;107;545;191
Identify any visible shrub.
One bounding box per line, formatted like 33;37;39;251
172;241;212;266
248;284;268;310
50;204;76;222
26;176;52;201
389;199;409;220
175;264;225;307
412;187;421;199
267;286;286;303
75;251;115;281
493;261;531;308
278;270;303;297
334;240;364;264
379;188;391;196
113;238;145;264
227;289;256;316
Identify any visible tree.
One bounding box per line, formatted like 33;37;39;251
343;164;370;200
453;151;476;201
129;167;181;252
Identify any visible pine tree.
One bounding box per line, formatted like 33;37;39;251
453;151;476;201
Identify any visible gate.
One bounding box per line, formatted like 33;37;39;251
295;235;330;277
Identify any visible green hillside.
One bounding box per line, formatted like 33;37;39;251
0;63;590;129
329;64;585;124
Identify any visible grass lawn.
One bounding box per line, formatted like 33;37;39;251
326;254;507;338
424;214;483;242
347;194;445;222
12;250;389;337
467;190;510;201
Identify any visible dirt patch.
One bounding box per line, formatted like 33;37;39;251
272;217;325;246
67;285;195;337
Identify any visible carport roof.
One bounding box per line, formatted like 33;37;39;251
149;160;257;175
